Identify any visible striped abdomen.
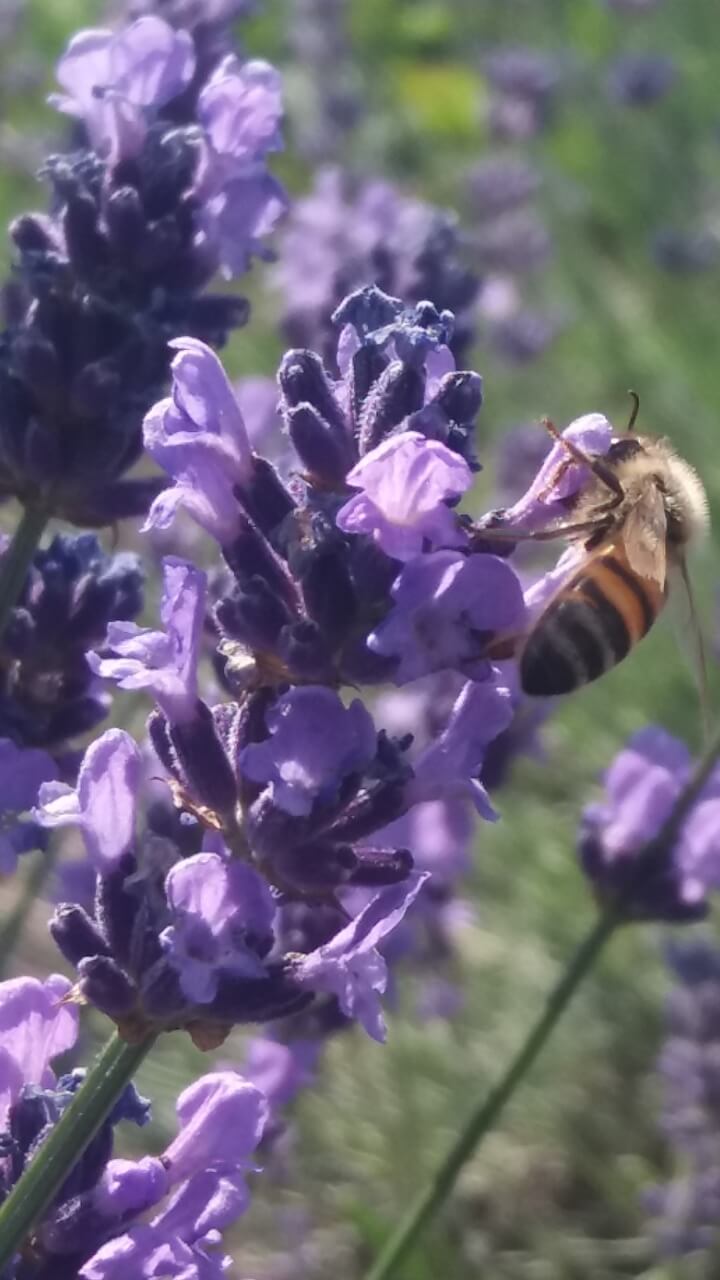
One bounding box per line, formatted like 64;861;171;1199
520;542;665;696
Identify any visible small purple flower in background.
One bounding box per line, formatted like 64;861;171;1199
645;940;720;1257
606;53;677;107
579;727;720;921
242;1036;320;1115
273;168;481;365
0;740;58;873
0;534;144;753
483;47;560;141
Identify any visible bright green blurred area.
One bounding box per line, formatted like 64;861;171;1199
4;1;720;1276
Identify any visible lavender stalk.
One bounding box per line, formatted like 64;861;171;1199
363;724;720;1280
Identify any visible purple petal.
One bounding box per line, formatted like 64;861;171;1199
239;688;377;817
0;975;79;1123
336;431;471;561
36;730;142;871
163;1072;268;1181
295;872;428;1041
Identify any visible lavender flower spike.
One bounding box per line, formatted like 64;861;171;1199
36;729;142;872
144;340;253;546
580;726;720;921
89;558;206;725
294;871;428;1041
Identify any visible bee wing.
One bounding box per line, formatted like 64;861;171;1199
620;484;667;586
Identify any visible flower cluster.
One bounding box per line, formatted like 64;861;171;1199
0;973;269;1279
579;727;720;922
0;13;285;526
273;170;481;366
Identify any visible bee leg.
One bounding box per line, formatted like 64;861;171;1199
471;516;610;544
541;417;625;506
626;390;640;432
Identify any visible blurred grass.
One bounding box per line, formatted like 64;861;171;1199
3;0;720;1276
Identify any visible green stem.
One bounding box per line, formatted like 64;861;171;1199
0;846;57;979
0;1031;155;1270
364;725;720;1280
0;505;47;641
363;906;618;1280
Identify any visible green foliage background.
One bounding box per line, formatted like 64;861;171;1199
3;1;720;1276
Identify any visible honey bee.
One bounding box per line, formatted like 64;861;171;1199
483;399;710;698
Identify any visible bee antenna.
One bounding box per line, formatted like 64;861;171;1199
626;390;640;433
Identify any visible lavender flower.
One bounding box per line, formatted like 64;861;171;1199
0;980;268;1280
0;739;57;873
272;169;481;365
1;533;143;751
0;13;286;526
606;53;677;107
579;727;720;921
646;940;720;1256
484;47;560;141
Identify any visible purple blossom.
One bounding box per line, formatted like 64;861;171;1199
606;53;677;107
0;740;58;873
294;871;428;1040
272;168;481;365
242;1037;319;1113
490;412;613;531
197;56;283;166
239;687;377;817
89;559;206;724
79;1072;268;1279
407;677;515;821
50;18;195;163
368;550;526;683
0;974;79;1125
160;853;276;1002
194;56;287;277
580;728;720;920
335;431;472;561
35;729;142;872
144;340;253;546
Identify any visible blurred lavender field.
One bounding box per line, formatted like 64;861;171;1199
3;1;720;1276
